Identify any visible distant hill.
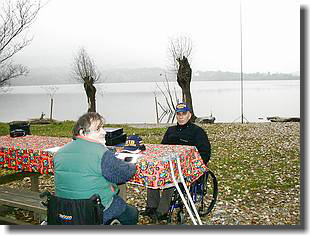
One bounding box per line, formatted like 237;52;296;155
193;70;300;81
8;67;300;86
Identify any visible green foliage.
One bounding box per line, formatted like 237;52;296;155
0;122;9;136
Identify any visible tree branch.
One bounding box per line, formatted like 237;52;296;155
0;0;41;87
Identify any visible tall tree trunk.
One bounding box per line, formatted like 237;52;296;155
183;86;196;122
84;82;97;112
177;56;197;122
89;91;96;113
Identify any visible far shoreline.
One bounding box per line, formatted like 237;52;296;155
0;121;301;128
9;78;301;87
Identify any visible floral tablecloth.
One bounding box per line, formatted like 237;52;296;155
0;135;71;174
0;136;208;189
129;144;208;189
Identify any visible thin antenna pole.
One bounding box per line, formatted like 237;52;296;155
240;1;244;124
154;94;159;124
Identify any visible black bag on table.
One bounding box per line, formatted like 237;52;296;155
105;133;127;146
104;128;127;146
104;128;123;139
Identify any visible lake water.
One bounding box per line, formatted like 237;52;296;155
0;80;300;123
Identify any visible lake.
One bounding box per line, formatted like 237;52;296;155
0;80;300;124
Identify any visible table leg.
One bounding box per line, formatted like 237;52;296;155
30;175;39;192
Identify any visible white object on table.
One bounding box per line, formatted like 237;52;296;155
44;146;62;153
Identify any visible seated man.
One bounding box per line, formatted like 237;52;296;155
53;112;138;225
143;102;211;222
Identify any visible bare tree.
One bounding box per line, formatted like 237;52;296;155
154;72;179;124
73;47;99;112
41;85;59;121
168;36;197;122
0;0;41;88
169;36;192;72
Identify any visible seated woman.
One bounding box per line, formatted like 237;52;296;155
53;112;138;225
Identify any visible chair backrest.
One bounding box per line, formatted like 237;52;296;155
45;193;104;225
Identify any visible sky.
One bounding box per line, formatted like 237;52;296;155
12;0;300;74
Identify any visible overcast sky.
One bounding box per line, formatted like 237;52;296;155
13;0;300;74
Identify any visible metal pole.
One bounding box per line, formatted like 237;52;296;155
50;98;53;121
240;2;244;124
154;95;159;124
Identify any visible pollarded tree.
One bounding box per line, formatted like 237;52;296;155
0;0;41;88
168;36;196;122
73;47;99;113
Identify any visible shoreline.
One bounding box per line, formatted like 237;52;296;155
9;78;301;87
0;121;300;127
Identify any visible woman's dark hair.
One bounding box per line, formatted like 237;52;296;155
72;112;105;139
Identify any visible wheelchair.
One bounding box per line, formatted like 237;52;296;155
167;169;218;224
39;192;121;225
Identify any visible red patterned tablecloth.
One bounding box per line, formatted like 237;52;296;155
130;144;208;189
0;135;72;174
0;136;208;189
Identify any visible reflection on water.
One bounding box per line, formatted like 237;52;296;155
0;80;300;123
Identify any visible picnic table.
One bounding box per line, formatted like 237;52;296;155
0;135;209;225
0;135;208;189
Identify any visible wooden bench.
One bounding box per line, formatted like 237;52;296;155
0;171;41;192
0;186;47;225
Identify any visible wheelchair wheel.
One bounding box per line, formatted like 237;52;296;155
196;170;218;217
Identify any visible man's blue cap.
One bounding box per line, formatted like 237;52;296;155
175;103;191;113
123;135;146;151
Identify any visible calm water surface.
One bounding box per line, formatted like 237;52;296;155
0;80;300;123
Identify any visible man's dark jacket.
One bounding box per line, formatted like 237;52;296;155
161;121;211;164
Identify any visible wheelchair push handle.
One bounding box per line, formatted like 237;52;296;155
89;194;102;205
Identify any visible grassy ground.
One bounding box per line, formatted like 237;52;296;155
0;121;300;225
